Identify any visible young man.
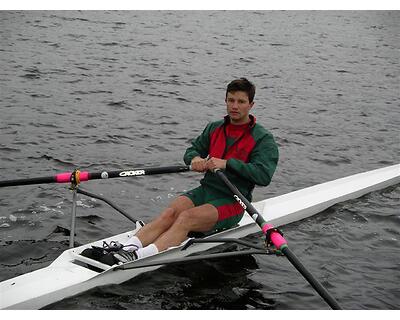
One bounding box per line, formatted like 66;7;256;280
82;78;279;264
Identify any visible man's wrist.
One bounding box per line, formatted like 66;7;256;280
191;156;202;162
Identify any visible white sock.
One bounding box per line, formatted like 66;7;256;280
123;236;143;252
135;244;159;259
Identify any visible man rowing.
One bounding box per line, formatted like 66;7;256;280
82;77;279;264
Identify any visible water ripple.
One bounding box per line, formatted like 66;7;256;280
0;10;399;310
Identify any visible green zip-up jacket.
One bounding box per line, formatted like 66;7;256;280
184;115;279;201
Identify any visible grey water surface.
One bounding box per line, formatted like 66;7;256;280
0;11;399;309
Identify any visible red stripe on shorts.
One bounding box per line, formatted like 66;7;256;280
216;201;244;221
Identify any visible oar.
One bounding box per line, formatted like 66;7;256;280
214;169;342;310
0;165;190;188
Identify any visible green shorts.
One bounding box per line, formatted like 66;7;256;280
183;185;244;231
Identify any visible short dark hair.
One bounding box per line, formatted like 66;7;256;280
226;78;256;103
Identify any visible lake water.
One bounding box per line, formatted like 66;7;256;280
0;11;399;309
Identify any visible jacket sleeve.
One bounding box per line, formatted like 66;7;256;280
226;133;279;186
183;123;212;165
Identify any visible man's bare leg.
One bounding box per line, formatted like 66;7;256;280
135;196;195;247
153;204;219;251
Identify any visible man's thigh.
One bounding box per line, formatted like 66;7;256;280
180;204;219;232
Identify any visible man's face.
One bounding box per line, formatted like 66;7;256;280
225;91;254;125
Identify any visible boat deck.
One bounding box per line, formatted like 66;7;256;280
1;164;399;309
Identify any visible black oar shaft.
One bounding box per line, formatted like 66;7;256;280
88;165;191;180
0;176;57;188
282;247;341;310
214;169;342;310
0;165;190;188
214;169;264;225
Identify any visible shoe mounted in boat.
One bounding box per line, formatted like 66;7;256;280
113;248;138;264
80;240;139;266
80;246;119;266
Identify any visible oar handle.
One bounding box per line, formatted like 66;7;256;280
213;168;342;310
0;165;191;188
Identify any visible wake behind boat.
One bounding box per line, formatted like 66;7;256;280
0;164;399;309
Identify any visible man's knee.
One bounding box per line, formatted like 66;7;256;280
159;207;176;222
174;209;194;229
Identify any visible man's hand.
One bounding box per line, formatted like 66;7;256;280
205;157;227;171
191;156;208;172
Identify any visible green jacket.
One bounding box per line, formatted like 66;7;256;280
184;115;279;201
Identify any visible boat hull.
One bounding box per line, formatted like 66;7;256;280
1;164;399;309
